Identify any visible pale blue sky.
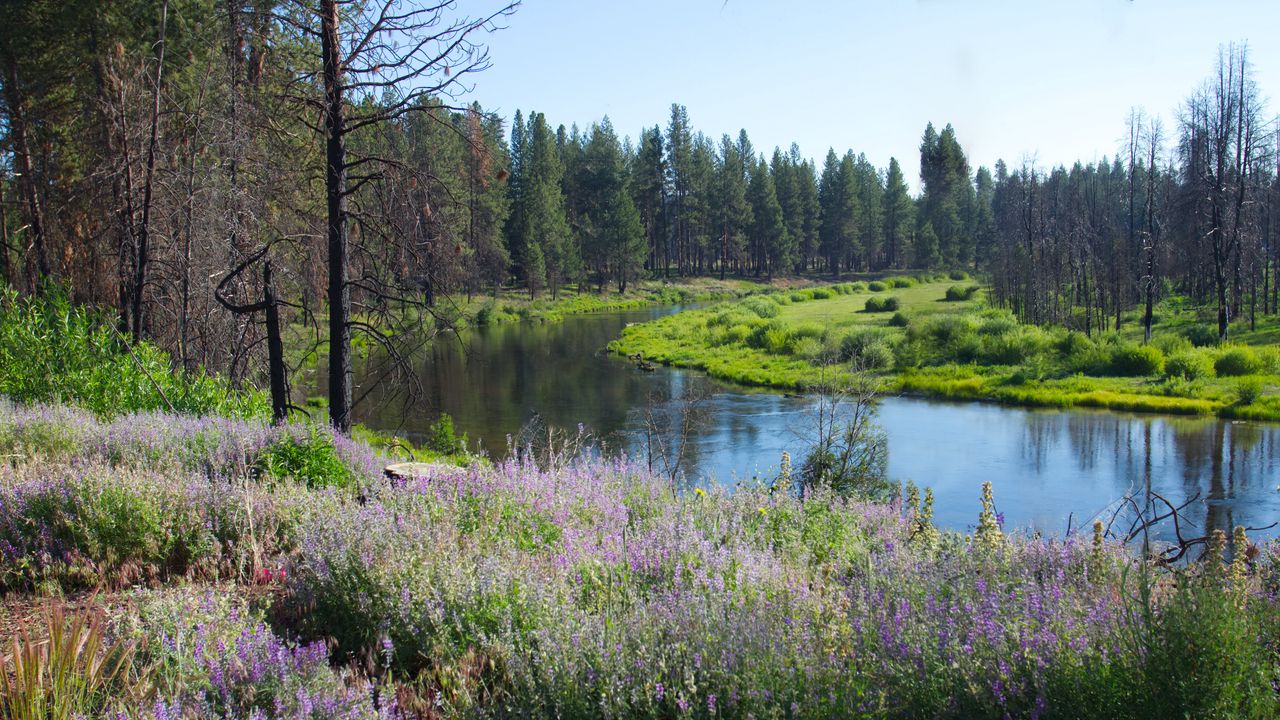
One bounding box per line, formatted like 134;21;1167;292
465;1;1278;189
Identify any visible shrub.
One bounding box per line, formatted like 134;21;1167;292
790;321;825;340
427;413;468;455
888;277;915;288
846;281;867;292
1258;346;1280;374
867;281;887;292
948;270;969;281
978;316;1018;336
916;314;976;346
1235;378;1263;405
839;329;894;369
865;296;899;313
809;287;835;299
944;284;980;302
742;296;780;319
1215;346;1263;376
888;312;911;328
859;339;896;370
1152;334;1193;356
981;327;1050;366
789;290;813;303
1182;324;1220;347
1164;349;1216;380
1056;331;1095;360
255;425;356;490
0;288;265;418
791;336;825;360
1107;343;1165;376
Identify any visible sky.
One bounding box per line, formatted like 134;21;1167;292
461;0;1279;191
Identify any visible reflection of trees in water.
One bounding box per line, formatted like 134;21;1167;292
1019;409;1280;542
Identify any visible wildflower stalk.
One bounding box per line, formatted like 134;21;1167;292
975;481;1003;551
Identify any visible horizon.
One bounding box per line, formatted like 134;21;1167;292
464;0;1280;188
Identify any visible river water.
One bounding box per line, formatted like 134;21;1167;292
317;305;1280;543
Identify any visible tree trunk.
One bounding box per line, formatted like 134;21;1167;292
264;259;289;424
321;0;352;433
131;0;168;340
1;52;49;287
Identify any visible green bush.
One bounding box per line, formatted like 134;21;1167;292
1056;331;1096;360
255;426;355;490
1235;378;1263;405
888;312;911;328
0;288;265;418
1258;346;1280;374
1182;324;1220;347
915;315;976;346
839;329;894;369
791;336;825;360
1164;349;1216;380
865;296;899;313
948;270;969;281
981;327;1051;366
742;296;780;319
809;287;835;300
1152;334;1193;356
790;321;825;340
887;277;915;288
944;285;980;302
1214;346;1263;376
1107;343;1165;376
867;281;887;292
426;413;468;455
859;340;896;370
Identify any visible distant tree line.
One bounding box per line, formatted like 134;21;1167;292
0;2;1275;430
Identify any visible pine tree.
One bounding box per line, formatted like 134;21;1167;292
748;157;787;278
882;158;914;269
855;154;884;270
715;135;753;279
632;126;665;274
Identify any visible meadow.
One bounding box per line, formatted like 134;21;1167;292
608;273;1280;421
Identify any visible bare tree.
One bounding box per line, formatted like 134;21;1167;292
275;0;517;432
1179;43;1265;340
799;360;889;499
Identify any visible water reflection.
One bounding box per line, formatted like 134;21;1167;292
321;307;1280;543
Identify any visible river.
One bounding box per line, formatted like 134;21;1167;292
309;305;1280;543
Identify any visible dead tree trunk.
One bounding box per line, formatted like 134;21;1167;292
216;248;289;423
131;0;168;340
1;50;49;287
321;0;352;433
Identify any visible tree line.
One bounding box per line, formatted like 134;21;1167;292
0;2;1274;430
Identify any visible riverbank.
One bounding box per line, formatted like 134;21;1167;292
608;275;1280;421
284;276;787;372
2;400;1278;718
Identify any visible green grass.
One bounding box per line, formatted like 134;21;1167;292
285;277;778;370
610;280;1280;421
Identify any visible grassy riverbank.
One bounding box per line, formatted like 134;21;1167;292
285;277;783;372
608;274;1280;421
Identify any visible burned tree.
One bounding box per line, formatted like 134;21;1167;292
277;0;517;433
